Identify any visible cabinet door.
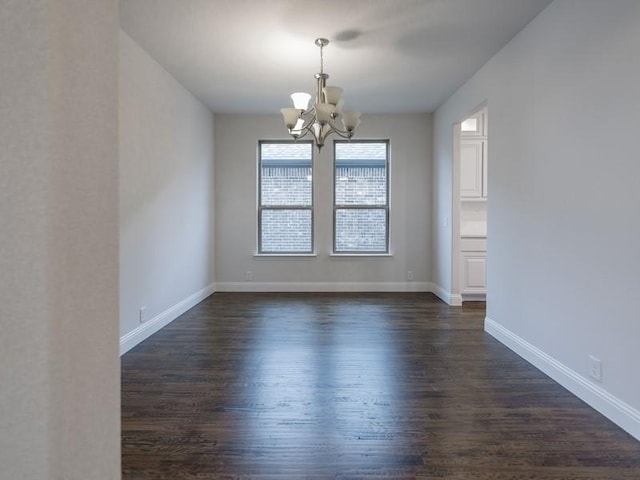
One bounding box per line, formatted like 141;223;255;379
482;140;488;198
460;141;483;198
461;252;486;294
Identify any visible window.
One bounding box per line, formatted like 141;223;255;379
258;141;313;253
334;140;389;253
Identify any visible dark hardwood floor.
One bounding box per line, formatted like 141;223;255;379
121;293;640;479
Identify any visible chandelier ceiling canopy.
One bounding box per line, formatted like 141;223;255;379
280;38;361;151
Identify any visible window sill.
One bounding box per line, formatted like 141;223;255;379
329;253;393;258
254;253;317;258
253;253;392;258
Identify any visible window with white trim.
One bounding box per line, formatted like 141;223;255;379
334;140;389;253
258;141;313;254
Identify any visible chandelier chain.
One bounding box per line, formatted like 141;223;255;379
320;43;324;74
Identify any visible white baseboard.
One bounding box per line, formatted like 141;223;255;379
485;317;640;441
462;293;486;302
120;283;215;355
431;283;463;306
215;281;432;293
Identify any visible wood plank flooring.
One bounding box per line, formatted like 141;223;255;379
121;293;640;479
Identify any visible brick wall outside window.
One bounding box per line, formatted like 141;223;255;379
335;166;386;205
261;167;311;206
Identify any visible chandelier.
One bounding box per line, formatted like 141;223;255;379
280;38;361;151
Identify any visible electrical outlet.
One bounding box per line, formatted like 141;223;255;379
139;306;147;324
588;355;602;382
245;270;253;281
407;270;414;281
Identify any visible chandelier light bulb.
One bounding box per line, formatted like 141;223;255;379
322;86;343;106
315;103;336;125
291;92;311;111
342;111;361;132
280;108;300;129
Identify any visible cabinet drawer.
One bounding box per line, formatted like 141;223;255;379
460;237;487;251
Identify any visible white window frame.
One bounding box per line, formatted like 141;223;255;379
333;139;390;254
258;140;314;254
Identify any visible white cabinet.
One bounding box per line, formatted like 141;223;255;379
461;252;487;293
460;139;487;199
460;237;486;296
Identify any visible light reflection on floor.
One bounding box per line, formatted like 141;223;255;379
245;300;403;472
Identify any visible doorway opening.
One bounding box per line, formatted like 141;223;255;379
453;106;488;303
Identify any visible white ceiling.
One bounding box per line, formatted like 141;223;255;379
119;0;552;114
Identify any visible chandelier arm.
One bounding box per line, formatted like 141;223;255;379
288;118;315;140
325;119;355;138
299;122;315;136
330;128;355;139
290;119;356;142
301;107;316;118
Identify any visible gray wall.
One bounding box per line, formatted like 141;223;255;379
0;1;120;477
119;31;216;344
432;0;640;438
215;114;432;290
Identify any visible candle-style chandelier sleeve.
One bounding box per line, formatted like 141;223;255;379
280;38;361;151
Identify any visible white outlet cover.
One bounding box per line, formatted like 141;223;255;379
588;355;602;382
